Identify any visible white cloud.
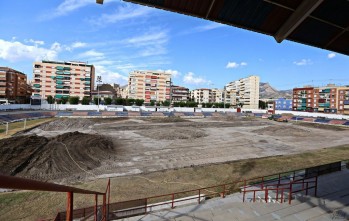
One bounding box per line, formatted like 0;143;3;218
180;22;225;35
293;59;312;66
89;4;152;26
41;0;117;20
327;53;336;59
125;32;168;47
195;23;225;32
71;41;87;48
95;65;128;84
226;61;247;69
158;69;181;78
183;72;210;85
123;30;169;57
0;39;61;62
79;49;104;58
25;39;45;45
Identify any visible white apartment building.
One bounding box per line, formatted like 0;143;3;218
128;70;171;103
32;60;95;100
225;75;260;109
191;88;212;104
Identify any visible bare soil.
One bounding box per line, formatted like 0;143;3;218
0;116;347;184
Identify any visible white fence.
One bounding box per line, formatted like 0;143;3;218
0;104;348;119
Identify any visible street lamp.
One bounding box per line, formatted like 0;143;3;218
97;76;102;112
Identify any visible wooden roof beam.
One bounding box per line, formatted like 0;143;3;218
274;0;324;43
206;0;216;18
96;0;104;4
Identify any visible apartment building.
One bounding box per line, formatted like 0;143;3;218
171;85;190;102
292;84;349;114
0;67;31;103
128;70;171;103
225;75;260;109
211;88;224;103
191;88;212;104
32;61;95;100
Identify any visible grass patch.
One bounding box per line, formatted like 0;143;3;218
1;144;349;220
0;118;54;139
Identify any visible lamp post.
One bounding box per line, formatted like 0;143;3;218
97;76;102;112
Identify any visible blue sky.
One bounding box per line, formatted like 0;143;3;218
0;0;349;90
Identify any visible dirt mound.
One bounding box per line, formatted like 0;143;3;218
38;118;95;131
252;125;310;137
0;132;116;180
135;127;207;140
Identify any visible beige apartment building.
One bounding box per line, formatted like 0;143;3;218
0;67;31;103
225;75;260;109
191;88;212;104
171;85;190;102
211;88;224;103
128;70;171;103
32;61;95;100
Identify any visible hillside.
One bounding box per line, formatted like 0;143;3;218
260;82;292;99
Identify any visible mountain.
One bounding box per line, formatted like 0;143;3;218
259;82;292;99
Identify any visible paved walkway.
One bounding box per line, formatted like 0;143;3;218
119;167;349;221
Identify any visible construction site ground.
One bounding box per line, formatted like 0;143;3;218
1;115;349;220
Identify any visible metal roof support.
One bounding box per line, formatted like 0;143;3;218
96;0;104;4
206;0;216;18
274;0;324;43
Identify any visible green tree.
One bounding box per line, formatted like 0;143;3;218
104;97;112;105
69;96;80;105
128;98;135;105
150;100;155;106
226;104;231;108
115;97;123;105
47;95;55;104
259;100;266;109
82;96;90;105
61;96;69;104
162;100;170;106
94;97;101;105
135;99;144;106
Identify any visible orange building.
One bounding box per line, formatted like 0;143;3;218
32;60;95;100
0;67;31;103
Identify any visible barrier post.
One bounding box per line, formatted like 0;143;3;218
103;194;106;221
306;182;309;195
24;118;27;129
253;191;256;202
243;180;246;202
281;189;284;203
94;194;98;221
222;185;226;198
145;198;148;214
66;192;73;221
315;176;318;197
6;122;8;135
198;190;201;204
289;183;292;204
265;189;268;203
171;193;175;208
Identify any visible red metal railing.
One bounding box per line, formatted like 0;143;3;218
106;161;342;219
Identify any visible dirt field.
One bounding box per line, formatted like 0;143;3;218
1;115;349;220
1;115;349;183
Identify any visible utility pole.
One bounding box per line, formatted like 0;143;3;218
97;76;102;112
